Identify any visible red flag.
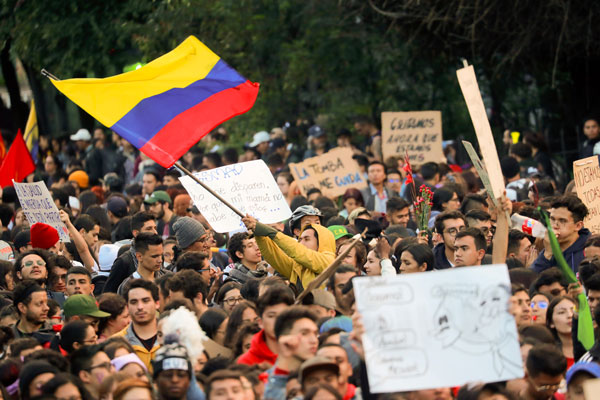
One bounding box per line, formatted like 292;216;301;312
0;130;36;187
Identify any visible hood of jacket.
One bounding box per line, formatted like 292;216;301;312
301;223;336;255
238;329;277;366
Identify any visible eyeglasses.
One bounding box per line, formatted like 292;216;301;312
23;260;46;268
549;216;573;227
444;227;466;236
223;297;244;306
86;361;112;372
531;300;548;309
479;226;496;235
388;179;400;183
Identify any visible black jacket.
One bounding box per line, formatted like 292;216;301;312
103;250;136;293
433;243;452;270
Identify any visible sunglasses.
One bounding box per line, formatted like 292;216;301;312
23;260;46;268
531;300;548;309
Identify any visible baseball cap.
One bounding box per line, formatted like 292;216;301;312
302;289;336;311
566;362;600;385
308;125;326;138
0;241;14;262
299;356;339;384
328;225;353;241
13;230;31;252
144;190;172;205
70;128;92;141
107;197;128;218
249;131;270;147
63;295;110;319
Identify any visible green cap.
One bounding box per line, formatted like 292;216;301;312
63;294;110;319
145;190;172;204
328;225;353;241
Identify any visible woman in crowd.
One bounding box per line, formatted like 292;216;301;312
0;261;14;292
41;372;92;399
215;282;243;314
398;243;434;273
200;308;229;346
59;320;97;354
337;240;367;274
339;188;365;219
546;295;576;368
428;187;461;228
224;301;259;348
98;293;131;342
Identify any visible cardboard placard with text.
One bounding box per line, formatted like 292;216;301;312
13;181;70;242
573;156;600;234
381;111;443;165
289;148;367;198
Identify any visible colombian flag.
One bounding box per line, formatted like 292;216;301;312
49;36;259;168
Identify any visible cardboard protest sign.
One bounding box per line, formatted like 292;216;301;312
381;111;443;164
457;62;508;263
289;148;366;198
353;265;523;393
13;181;70;242
573;156;600;234
179;160;291;233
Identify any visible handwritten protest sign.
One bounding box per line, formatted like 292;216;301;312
573;156;600;234
353;265;523;393
179;160;291;233
289;148;366;198
381;111;443;164
13;181;70;242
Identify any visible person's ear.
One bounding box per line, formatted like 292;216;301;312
90;283;95;292
135;252;142;263
419;263;427;272
575;220;584;231
477;249;486;261
73;342;82;351
17;302;26;315
235;250;244;261
258;317;264;330
16;271;22;280
79;370;91;384
154;300;160;311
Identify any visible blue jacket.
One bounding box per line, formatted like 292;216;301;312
531;229;591;274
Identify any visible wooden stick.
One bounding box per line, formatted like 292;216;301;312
296;228;367;303
174;162;245;218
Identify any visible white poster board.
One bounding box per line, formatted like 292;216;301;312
353;265;523;393
13;181;70;242
179;160;292;233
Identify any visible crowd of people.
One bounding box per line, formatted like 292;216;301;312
0;116;599;400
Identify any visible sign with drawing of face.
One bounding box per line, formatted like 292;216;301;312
353;265;523;393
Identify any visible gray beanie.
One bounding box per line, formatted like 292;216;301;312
173;217;206;249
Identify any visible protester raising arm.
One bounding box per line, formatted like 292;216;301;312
242;214;336;289
59;210;95;273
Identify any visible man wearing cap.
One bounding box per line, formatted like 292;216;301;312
173;216;210;256
106;196;129;240
303;125;331;159
328;225;354;247
299;356;344;396
63;294;110;333
317;344;360;400
249;131;270;159
152;343;192;400
70;128;92;163
566;362;600;400
302;289;337;319
13;229;32;254
12;280;55;345
145;190;179;239
30;222;61;255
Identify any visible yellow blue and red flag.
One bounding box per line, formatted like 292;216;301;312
24;99;39;161
48;36;259;168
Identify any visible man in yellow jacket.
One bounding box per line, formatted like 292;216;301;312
242;211;336;291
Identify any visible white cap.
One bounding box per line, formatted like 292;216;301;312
70;128;92;141
98;244;121;272
249;131;270;147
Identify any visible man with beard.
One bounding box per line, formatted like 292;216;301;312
115;279;161;370
12;280;54;345
145;191;179;239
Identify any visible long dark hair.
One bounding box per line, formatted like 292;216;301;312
545;295;575;342
224;301;258;348
432;188;455;211
41;372;92;399
402;243;435;271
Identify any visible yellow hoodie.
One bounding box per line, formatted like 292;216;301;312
255;223;336;289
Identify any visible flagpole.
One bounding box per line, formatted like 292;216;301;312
41;69;245;219
174;162;245;218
